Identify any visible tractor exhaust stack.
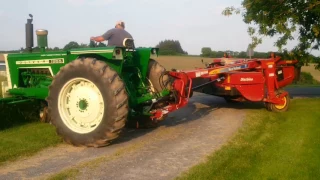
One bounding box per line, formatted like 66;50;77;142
25;14;34;53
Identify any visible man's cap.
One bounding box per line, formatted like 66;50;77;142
115;21;125;28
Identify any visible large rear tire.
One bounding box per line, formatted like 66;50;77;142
47;57;129;147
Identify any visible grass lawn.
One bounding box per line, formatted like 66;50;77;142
0;122;62;165
0;102;62;165
176;98;320;180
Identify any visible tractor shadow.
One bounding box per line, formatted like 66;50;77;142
113;92;266;145
0;101;41;130
162;93;266;127
0;92;265;145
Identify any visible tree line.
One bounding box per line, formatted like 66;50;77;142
222;0;320;69
0;39;319;69
201;47;320;66
155;40;188;55
0;40;107;53
0;39;188;55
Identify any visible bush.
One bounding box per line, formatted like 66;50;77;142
156;40;188;55
294;72;320;85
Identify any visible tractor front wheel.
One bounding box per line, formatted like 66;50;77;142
47;57;129;147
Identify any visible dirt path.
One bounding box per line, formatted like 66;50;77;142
0;93;247;180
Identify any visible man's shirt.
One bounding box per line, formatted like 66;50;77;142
102;28;133;47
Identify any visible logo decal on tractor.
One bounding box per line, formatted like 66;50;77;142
240;78;253;81
40;54;66;57
70;50;113;55
16;58;64;65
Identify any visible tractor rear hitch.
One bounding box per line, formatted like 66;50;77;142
149;71;193;120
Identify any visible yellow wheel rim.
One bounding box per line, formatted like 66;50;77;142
274;96;287;109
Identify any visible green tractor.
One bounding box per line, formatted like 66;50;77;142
0;15;190;147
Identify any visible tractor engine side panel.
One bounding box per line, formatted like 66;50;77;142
6;52;68;99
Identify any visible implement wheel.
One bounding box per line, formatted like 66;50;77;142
47;57;128;147
267;90;290;112
147;59;173;92
127;59;172;129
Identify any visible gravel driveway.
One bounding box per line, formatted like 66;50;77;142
0;92;247;180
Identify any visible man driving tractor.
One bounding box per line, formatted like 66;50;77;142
90;20;133;47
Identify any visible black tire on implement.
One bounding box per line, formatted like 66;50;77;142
47;57;129;147
147;59;173;92
268;89;290;112
129;59;173;129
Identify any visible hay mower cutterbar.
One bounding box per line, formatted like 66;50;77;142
155;54;299;121
149;54;299;120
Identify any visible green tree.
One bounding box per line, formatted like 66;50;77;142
79;43;88;48
53;47;60;51
201;47;212;57
63;41;80;50
222;0;320;68
236;51;246;58
97;42;107;47
89;40;97;48
156;40;187;55
89;41;107;48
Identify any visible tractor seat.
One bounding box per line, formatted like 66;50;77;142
123;38;135;51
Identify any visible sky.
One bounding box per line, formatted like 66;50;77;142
0;0;319;56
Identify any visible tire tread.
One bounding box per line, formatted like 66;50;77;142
47;57;129;147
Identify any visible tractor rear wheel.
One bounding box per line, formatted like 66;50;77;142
267;89;290;112
47;57;129;147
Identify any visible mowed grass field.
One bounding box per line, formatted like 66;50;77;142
153;55;213;70
301;63;320;82
176;98;320;180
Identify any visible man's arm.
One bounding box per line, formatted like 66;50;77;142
90;29;114;42
90;36;105;42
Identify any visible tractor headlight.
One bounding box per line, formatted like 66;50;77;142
151;48;158;58
152;49;157;54
113;48;123;60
